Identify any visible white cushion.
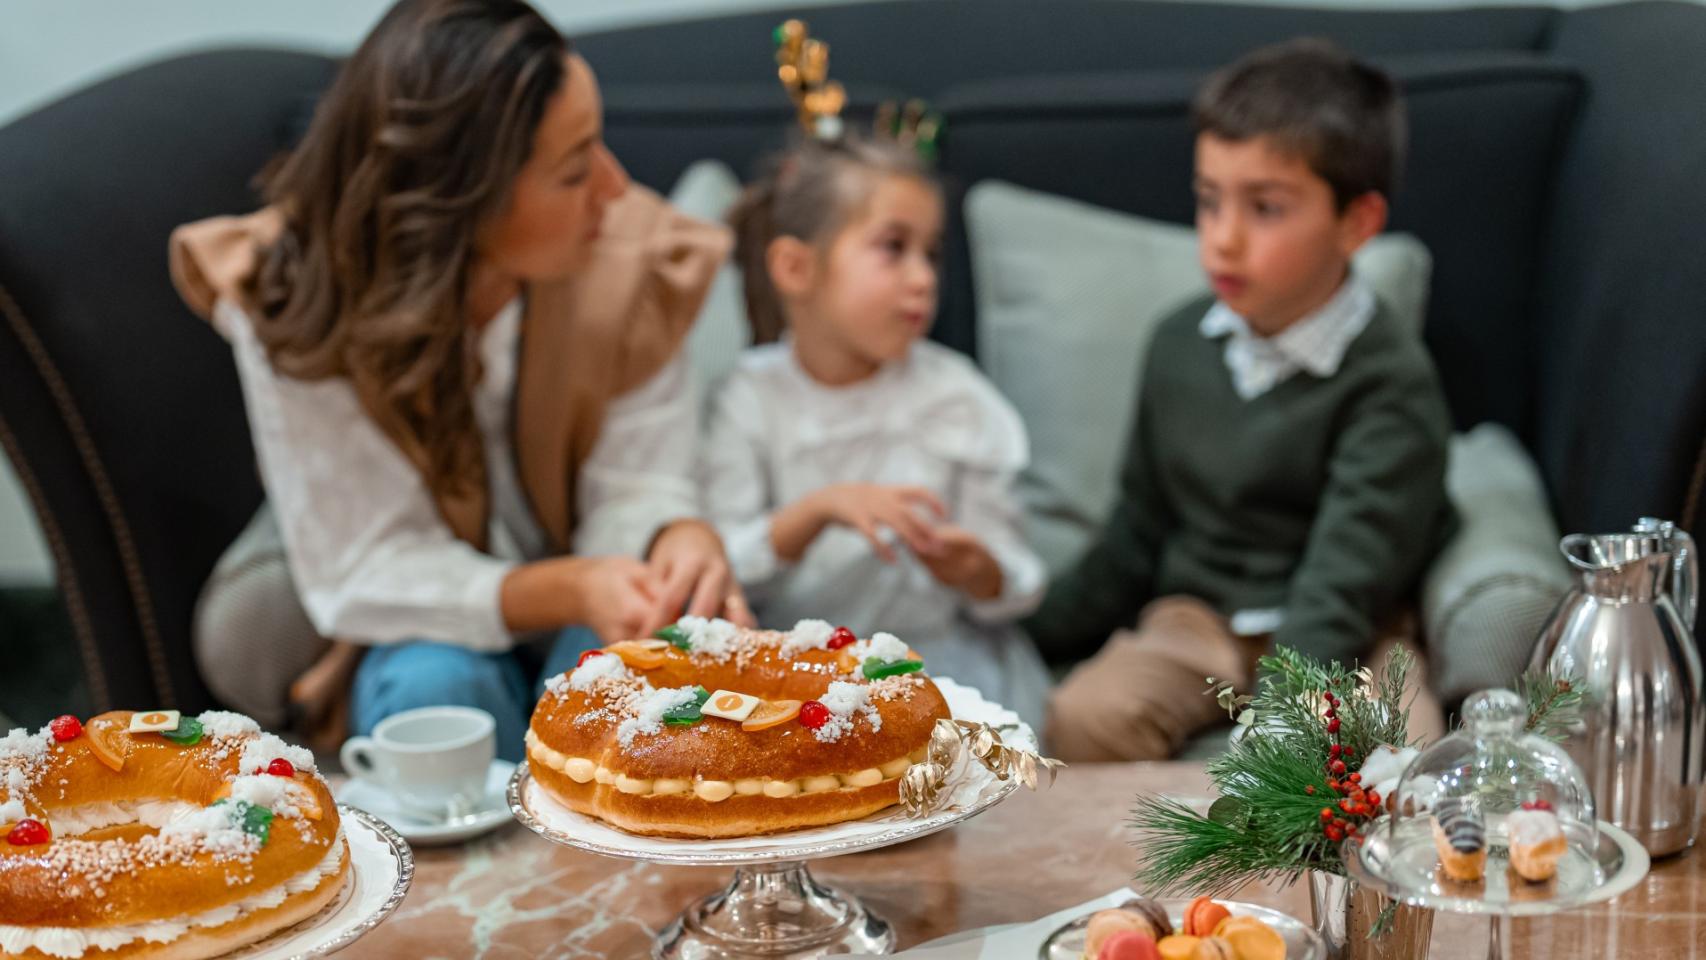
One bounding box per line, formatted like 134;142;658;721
667;159;750;411
965;179;1434;574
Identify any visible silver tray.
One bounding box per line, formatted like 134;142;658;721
1346;816;1649;917
1041;898;1325;960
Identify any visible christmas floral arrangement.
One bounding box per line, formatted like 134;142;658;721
1130;646;1582;897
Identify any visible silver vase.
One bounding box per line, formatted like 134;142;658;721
1308;872;1433;960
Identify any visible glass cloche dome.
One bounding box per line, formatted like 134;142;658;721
1374;688;1600;909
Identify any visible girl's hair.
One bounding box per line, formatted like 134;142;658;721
726;136;934;344
248;0;567;496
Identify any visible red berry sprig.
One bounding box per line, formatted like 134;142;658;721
1521;798;1555;812
48;715;82;742
6;818;49;846
1315;684;1379;844
827;627;858;650
799;700;831;730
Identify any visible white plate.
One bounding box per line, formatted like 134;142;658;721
509;677;1036;865
225;806;413;959
335;760;516;847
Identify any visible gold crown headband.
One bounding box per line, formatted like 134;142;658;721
772;19;942;161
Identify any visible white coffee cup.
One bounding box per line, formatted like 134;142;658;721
340;706;495;820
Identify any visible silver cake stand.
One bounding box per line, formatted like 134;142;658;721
1346;815;1649;960
506;681;1033;959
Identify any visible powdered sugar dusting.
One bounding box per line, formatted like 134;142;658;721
195;711;261;740
780;619;835;654
616;687;699;747
237;735;315;776
675;616;742;659
567;652;631;692
846;632;909;667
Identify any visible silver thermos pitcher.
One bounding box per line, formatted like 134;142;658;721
1528;517;1700;856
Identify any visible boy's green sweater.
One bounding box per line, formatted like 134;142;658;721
1026;294;1457;666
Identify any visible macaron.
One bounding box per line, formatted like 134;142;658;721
1096;929;1162;960
1211;915;1286;960
1085;909;1157;957
1117;897;1175;939
1190;936;1236;960
1181;897;1232;937
1156;935;1201;960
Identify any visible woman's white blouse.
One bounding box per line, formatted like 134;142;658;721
217;297;699;651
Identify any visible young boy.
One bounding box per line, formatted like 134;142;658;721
1028;39;1455;761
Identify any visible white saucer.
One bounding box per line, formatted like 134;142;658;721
335;759;516;846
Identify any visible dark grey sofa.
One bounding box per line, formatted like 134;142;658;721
0;0;1700;714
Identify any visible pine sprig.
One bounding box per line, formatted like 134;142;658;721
1517;671;1585;741
1132;645;1419;895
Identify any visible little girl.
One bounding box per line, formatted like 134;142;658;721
703;137;1050;727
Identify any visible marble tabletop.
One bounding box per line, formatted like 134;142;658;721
341;762;1705;959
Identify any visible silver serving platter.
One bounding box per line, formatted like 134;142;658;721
1042;898;1326;960
506;755;1022;866
1346;816;1649;917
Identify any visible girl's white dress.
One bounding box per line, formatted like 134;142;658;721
701;340;1051;728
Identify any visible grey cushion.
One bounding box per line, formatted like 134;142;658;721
964;180;1432;575
1422;423;1571;704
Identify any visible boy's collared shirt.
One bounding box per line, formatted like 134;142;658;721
1198;273;1376;401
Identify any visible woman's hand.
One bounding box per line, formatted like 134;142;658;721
647;519;754;629
500;555;664;644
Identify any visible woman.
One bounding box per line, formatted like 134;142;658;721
169;0;749;759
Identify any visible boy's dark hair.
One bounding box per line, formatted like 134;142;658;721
1193;38;1405;210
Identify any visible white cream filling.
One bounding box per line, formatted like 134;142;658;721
0;827;346;959
44;800;202;837
525;730;915;801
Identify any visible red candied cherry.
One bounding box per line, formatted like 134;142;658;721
266;758;296;778
827;627;858;650
6;819;49;846
48;715;83;742
799;700;831;730
576;649;608;668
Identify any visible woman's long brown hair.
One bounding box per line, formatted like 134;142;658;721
248;0;566;497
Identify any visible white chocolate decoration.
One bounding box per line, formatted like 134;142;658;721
702;690;762;723
128;710;181;734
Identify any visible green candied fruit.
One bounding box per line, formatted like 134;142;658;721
213;798;275;844
654;624;692;651
161;717;204;746
862;658;925;680
663;686;711;725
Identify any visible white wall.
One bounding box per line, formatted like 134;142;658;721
0;0;1681;585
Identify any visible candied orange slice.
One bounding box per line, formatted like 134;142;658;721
608;640;671;670
741;700;803;732
85;711;135;772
